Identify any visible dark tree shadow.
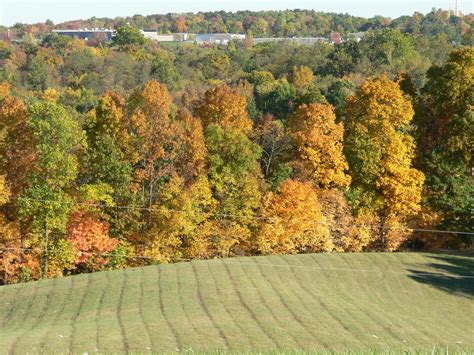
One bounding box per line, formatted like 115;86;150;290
407;253;474;297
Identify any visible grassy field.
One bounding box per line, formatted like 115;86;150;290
0;252;473;353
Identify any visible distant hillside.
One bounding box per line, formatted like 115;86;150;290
4;9;473;43
0;252;472;353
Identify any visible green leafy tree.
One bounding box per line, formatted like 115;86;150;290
113;24;145;47
19;100;86;276
416;48;473;243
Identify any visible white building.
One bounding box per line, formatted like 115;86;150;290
141;31;193;42
194;33;245;45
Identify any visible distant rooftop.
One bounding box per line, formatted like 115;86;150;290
52;28;115;32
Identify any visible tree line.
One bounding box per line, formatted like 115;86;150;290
0;21;472;284
4;9;472;44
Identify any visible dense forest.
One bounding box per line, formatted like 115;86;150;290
0;9;472;284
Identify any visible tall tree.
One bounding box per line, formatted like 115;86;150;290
197;85;264;256
344;76;424;250
83;91;132;193
253;114;292;187
18;100;86;276
127;80;180;206
112;24;145;47
416;48;473;242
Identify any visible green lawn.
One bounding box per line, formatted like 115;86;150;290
0;252;473;353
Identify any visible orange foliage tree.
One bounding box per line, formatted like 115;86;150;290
67;210;119;270
0;94;38;195
127;80;182;206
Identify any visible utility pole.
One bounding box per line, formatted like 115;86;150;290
43;222;49;278
455;0;458;16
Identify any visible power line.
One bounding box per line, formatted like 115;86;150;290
9;196;271;221
8;196;474;236
2;246;473;279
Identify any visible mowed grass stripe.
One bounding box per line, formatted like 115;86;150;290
276;255;362;350
251;257;330;348
94;270;126;351
156;264;181;350
0;281;23;328
138;265;177;350
221;260;284;348
344;254;422;348
39;275;75;352
306;254;385;349
116;268;153;352
371;253;463;344
0;252;472;353
137;266;154;350
205;261;260;350
2;280;41;349
12;277;58;353
363;254;445;345
159;263;202;350
337;254;411;347
189;261;231;349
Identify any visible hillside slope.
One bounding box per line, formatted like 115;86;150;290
0;253;473;353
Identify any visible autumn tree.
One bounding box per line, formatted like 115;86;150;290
173;108;208;184
205;124;263;256
127;80;180;206
67;210;118;270
256;179;332;254
82;91;132;193
289;103;351;188
197;85;263;256
0;175;34;284
140;109;210;260
344;76;425;250
195;85;253;134
173;17;187;33
143;174;216;262
317;189;373;252
0;94;37;196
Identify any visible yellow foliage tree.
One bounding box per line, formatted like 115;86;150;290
344;75;425;250
289;103;351;188
317;189;373;252
292;65;314;92
174;108;208;184
143;174;216;262
256;179;332;254
195;85;253;134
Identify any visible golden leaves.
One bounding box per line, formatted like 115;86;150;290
289;103;351;188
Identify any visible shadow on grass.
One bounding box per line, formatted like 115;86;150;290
407;254;474;297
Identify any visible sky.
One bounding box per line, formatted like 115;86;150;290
0;0;472;27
